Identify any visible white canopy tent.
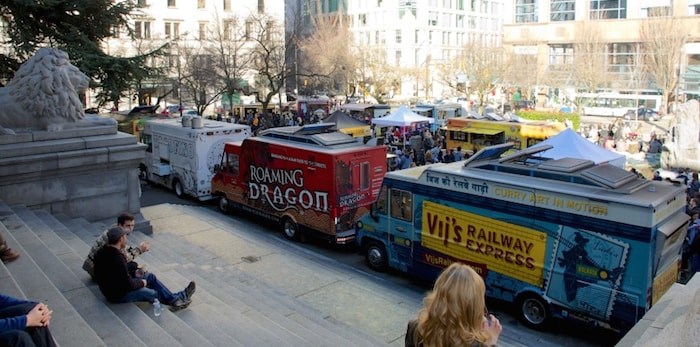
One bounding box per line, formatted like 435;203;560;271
371;105;434;149
529;128;626;168
371;105;434;127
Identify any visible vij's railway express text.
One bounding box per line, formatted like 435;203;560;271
356;143;687;333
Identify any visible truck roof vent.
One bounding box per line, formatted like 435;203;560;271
191;116;203;129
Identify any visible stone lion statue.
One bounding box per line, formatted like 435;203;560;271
0;48;116;135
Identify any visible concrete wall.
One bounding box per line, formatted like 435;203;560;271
0;126;145;221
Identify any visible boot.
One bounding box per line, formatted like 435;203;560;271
0;246;20;263
0;248;19;263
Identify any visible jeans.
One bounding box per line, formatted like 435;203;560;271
0;302;56;347
118;272;185;306
691;253;700;275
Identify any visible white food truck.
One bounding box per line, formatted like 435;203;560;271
139;117;251;200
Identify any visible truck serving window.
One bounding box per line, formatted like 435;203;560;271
361;162;370;190
390;189;413;222
141;134;152;153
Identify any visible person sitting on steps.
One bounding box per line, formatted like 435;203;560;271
0;292;57;347
83;213;150;280
93;226;195;311
0;233;20;263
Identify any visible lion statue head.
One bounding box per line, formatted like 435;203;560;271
0;48;114;135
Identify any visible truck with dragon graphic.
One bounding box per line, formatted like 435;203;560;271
212;123;386;244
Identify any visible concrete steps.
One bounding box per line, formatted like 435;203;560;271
0;199;385;346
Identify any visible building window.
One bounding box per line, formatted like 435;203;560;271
245;20;252;39
395;50;401;66
111;24;121;38
694;4;700;15
199;22;207;40
607;43;637;75
551;0;575;21
223;0;231;11
428;11;438;26
549;44;573;69
516;0;537;23
164;22;179;39
198;0;205;9
644;6;671;17
258;0;265;13
359;14;367;25
137;0;147;7
590;0;626;19
134;21;151;39
399;0;417;18
223;20;232;40
167;0;176;7
396;30;402;44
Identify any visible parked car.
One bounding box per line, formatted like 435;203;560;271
624;107;659;121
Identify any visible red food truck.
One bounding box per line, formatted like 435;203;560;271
211;123;387;244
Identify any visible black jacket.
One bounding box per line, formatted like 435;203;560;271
93;245;144;302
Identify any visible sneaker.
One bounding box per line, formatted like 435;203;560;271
184;281;196;299
1;249;20;263
169;298;192;312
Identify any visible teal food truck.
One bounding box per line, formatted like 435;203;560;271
357;144;687;333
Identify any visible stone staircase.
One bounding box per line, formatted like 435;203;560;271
0;199;385;346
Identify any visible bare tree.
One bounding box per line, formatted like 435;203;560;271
452;40;508;107
177;43;222;115
640;15;690;113
501;45;537;105
356;45;399;104
205;11;253;114
248;14;286;119
297;9;357;97
572;18;610;93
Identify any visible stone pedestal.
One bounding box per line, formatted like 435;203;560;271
0;125;149;231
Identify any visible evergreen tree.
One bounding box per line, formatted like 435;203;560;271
0;0;166;107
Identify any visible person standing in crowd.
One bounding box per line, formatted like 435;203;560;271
0;233;20;263
0;293;56;347
93;227;195;310
83;213;149;280
454;146;464;161
405;263;502;347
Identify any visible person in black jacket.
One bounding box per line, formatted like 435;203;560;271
93;227;195;310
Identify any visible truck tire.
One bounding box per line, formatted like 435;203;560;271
218;196;229;214
364;240;388;272
281;217;300;241
517;293;550;330
173;179;185;199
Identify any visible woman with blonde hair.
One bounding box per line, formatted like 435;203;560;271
405;262;502;347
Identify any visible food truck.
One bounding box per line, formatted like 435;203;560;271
212;124;387;244
444;117;565;154
356;143;687;333
139;118;251;200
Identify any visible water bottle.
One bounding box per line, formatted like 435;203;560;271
153;298;162;317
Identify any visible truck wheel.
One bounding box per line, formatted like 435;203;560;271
364;241;388;272
517;293;549;330
281;217;301;241
218;196;229;214
173;179;184;198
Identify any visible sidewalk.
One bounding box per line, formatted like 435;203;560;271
141;203;423;346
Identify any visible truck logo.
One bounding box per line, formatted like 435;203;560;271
248;165;329;212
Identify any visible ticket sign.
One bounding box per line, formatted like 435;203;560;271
421;201;547;286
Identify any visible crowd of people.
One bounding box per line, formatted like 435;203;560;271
1;212;196;346
387;128;469;171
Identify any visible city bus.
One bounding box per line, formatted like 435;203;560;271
578;92;663;117
444;117;566;154
356;143;687;333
